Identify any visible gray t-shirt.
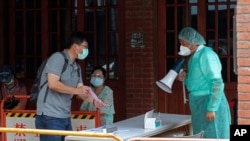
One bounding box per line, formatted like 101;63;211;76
36;50;83;118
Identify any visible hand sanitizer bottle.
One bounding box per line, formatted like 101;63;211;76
155;112;162;127
102;125;107;133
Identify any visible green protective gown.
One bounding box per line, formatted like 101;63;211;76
184;45;231;139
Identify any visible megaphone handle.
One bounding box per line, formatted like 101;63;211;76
182;81;188;104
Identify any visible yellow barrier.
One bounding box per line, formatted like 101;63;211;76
0;127;123;141
1;95;101;140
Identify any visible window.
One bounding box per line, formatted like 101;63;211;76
10;0;120;80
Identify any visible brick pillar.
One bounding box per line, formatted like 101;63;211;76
125;0;156;117
236;0;250;124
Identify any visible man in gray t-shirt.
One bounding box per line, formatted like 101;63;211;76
35;32;105;141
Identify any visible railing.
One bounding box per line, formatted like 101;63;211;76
0;95;103;141
0;127;122;141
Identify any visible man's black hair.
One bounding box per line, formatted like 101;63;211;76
64;32;88;49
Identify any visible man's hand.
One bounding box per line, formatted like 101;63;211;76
206;111;215;121
76;85;91;100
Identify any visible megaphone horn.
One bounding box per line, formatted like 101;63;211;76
156;58;185;93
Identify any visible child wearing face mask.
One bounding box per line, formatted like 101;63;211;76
0;65;27;110
80;66;115;125
0;65;27;141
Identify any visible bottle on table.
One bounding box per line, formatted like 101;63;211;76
155;112;162;127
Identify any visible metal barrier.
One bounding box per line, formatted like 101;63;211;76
0;95;101;141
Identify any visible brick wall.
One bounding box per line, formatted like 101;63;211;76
125;0;156;117
237;0;250;124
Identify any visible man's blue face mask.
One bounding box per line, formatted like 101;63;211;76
78;48;89;60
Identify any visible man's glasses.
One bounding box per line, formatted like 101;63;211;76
78;44;88;49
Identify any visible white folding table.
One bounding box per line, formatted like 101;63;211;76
65;113;191;141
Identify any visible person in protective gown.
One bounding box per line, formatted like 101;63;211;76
177;27;231;139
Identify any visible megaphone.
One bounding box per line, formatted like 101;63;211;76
156;58;185;93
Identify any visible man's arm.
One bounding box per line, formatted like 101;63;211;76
47;73;90;99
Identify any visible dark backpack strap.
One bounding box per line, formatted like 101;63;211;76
76;63;80;77
61;51;79;77
43;51;68;103
37;58;48;89
60;51;69;77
